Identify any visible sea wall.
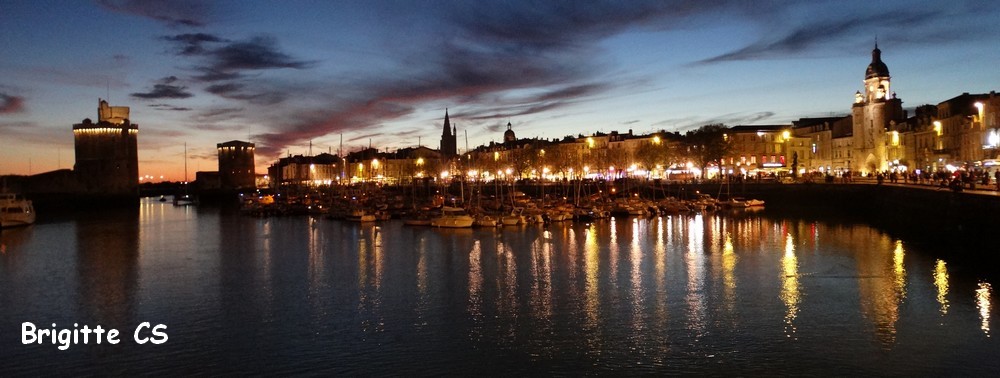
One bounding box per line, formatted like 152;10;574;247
675;182;1000;254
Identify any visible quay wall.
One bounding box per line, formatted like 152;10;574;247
656;182;1000;256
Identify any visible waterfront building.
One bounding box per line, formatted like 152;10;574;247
267;153;341;187
72;99;139;196
791;117;843;173
217;140;256;190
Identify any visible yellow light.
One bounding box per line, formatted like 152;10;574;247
933;121;942;136
493;152;499;161
417;157;424;165
653;136;661;145
782;130;791;140
587;137;595;148
440;170;449;179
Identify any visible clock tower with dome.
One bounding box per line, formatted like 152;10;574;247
851;42;905;174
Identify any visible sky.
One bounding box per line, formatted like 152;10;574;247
2;0;999;181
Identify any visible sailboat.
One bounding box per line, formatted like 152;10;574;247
173;143;197;206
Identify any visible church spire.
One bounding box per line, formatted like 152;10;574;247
442;108;452;136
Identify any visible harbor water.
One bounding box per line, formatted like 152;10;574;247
1;198;997;375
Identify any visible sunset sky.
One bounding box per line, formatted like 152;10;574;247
2;0;998;181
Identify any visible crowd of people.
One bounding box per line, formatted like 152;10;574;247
856;168;1000;192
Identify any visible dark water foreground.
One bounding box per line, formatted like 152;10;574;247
1;199;997;375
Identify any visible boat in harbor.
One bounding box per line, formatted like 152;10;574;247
345;209;376;222
430;206;474;228
0;192;36;228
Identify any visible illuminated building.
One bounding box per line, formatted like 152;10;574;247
72;99;138;196
217;140;256;190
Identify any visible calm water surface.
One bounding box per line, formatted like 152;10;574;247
1;198;997;375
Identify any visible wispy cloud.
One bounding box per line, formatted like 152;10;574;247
654;111;777;131
1;93;26;114
148;103;191;111
697;9;940;64
97;0;213;27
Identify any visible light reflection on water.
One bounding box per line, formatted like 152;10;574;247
1;198;998;375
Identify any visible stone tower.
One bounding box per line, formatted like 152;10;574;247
217;140;256;190
851;42;904;174
72;99;139;196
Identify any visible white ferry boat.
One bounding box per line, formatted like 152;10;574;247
1;192;36;228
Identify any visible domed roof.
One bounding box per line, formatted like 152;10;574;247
503;122;515;142
865;45;889;79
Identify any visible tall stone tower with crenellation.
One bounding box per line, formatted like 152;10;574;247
72;99;139;196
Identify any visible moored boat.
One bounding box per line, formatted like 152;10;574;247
431;206;474;228
0;192;36;228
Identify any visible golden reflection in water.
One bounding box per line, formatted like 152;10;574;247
722;233;737;306
780;233;800;338
977;282;992;337
415;235;428;329
308;217;324;308
685;214;706;335
630;218;645;338
933;259;950;315
529;235;554;324
358;226;384;332
608;217;619;288
468;241;483;340
565;227;578;283
584;225;600;332
856;232;900;346
892;240;906;299
373;227;384;290
655;218;667;323
493;239;519;341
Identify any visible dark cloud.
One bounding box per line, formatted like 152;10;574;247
162;34;314;83
205;83;287;105
148;103;191;111
161;33;227;56
97;0;212;27
212;36;313;71
697;11;937;64
1;93;26;114
131;77;193;99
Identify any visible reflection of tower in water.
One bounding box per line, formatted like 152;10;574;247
75;208;140;326
853;230;905;347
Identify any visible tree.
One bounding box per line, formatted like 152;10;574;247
684;124;731;179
